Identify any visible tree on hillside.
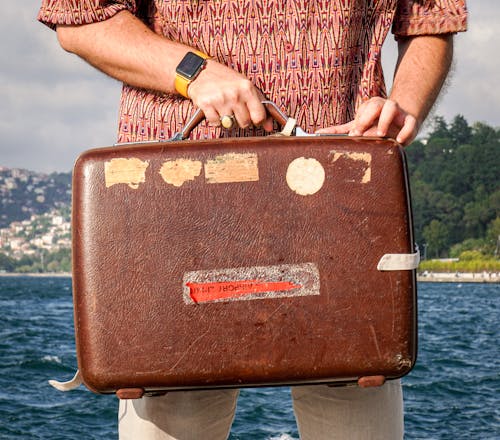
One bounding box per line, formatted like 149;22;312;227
486;218;500;256
429;115;450;140
423;219;450;258
0;253;15;272
450;114;472;146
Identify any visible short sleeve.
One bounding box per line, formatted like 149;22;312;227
38;0;137;29
392;0;468;37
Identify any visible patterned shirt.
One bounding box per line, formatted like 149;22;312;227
38;0;467;142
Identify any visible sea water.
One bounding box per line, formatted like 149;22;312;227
0;277;498;439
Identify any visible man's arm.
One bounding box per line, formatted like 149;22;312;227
318;34;454;146
56;10;272;130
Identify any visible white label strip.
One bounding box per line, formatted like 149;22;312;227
377;249;420;271
183;262;320;304
48;370;83;392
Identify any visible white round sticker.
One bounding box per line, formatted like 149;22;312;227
286;157;325;196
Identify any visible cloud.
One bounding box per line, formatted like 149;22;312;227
0;78;120;172
426;0;500;130
1;1;121;172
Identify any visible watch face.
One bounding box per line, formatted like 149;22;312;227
176;52;206;79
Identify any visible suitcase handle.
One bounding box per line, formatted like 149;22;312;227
171;101;295;141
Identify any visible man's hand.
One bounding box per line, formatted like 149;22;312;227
188;60;273;131
317;34;453;147
316;97;418;146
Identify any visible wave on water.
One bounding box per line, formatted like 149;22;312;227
41;355;62;364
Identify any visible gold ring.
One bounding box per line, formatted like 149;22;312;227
220;114;235;129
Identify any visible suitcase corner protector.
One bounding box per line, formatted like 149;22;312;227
116;388;145;399
357;375;386;388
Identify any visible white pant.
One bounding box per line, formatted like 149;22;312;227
118;380;403;440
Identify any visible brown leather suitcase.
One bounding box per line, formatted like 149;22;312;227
70;103;418;399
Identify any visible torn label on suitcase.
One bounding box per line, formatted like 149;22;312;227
205;152;259;184
159;159;203;187
330;151;372;184
183;263;320;304
104;158;149;189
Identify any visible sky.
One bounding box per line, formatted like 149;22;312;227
1;2;498;173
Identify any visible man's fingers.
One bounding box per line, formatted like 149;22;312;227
347;97;419;145
202;106;222;127
316;121;354;134
261;116;274;132
220;99;267;130
396;114;418;146
230;102;252;129
350;98;384;135
245;97;269;128
376;100;399;137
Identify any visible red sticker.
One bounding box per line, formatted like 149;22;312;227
186;279;302;303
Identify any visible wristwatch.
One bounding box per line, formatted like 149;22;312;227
174;50;210;99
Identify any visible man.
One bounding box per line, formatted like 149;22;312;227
39;1;467;439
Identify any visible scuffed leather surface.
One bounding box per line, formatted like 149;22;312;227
71;136;416;394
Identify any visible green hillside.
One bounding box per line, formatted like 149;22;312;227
406;115;499;259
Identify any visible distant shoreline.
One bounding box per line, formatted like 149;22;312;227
417;272;499;284
1;272;498;284
0;272;71;278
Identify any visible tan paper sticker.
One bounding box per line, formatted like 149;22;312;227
205;153;259;184
331;151;372;183
159;159;202;187
286;157;325;196
104;158;149;189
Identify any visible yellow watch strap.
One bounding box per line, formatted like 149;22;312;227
174;50;210;99
174;75;191;99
